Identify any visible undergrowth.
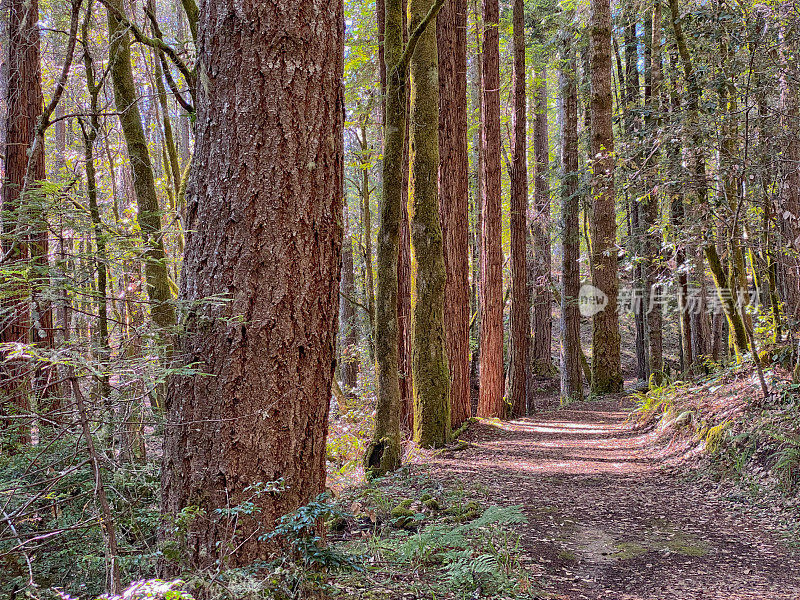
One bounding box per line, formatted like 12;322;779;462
631;360;800;503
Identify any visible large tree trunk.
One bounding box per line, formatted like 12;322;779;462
531;66;554;379
589;0;622;393
559;24;584;403
1;0;43;444
477;0;504;417
437;0;470;428
409;0;450;448
161;0;344;569
106;0;176;337
508;0;529;417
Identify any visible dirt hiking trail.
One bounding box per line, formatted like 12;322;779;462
433;398;800;600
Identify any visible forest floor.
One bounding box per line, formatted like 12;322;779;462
428;394;800;600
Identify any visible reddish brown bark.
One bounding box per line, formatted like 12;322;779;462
559;32;583;403
161;0;344;569
477;0;504;417
531;67;554;378
1;0;44;443
589;0;622;393
437;0;470;427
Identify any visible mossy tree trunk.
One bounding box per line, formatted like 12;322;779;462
589;0;622;394
508;0;529;417
106;0;176;339
409;0;450;448
366;0;446;475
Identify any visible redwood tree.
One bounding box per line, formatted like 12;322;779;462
477;0;504;417
1;0;44;443
437;0;470;428
531;66;554;378
559;20;583;403
589;0;622;393
161;0;344;569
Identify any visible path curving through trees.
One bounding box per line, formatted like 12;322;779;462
434;398;800;600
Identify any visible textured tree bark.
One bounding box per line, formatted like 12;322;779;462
531;67;554;379
409;0;450;447
106;0;176;337
508;0;529;417
589;0;622;393
437;0;470;428
1;0;42;444
559;25;584;403
161;0;343;570
477;0;505;417
340;203;360;391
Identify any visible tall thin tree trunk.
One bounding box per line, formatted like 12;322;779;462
161;0;344;568
340;203;360;391
399;3;414;430
359;124;377;362
477;0;504;417
508;0;529;417
531;66;554;379
589;0;622;393
437;0;470;428
778;4;800;381
559;22;584;403
469;0;482;403
644;1;664;383
623;9;648;383
106;0;176;340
